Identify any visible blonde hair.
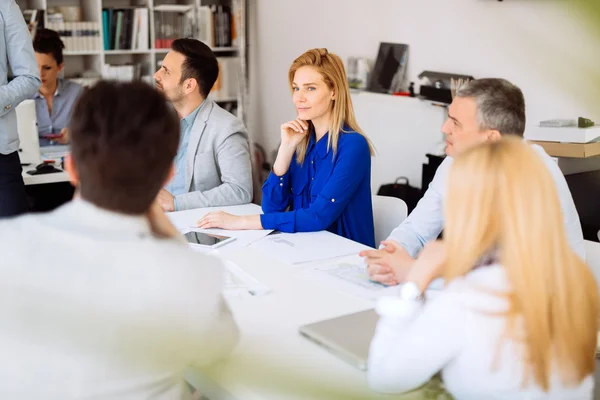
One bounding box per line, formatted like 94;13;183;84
288;48;374;164
443;137;598;391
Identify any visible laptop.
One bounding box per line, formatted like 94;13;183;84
299;309;378;371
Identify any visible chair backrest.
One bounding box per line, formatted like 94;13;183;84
585;240;600;290
372;195;408;246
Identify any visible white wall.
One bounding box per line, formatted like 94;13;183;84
248;0;600;185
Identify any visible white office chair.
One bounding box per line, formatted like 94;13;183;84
372;195;408;246
585;240;600;292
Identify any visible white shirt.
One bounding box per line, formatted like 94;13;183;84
0;200;239;399
387;144;586;259
368;265;594;399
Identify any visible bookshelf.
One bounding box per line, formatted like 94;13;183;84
16;0;248;121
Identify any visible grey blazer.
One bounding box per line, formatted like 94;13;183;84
175;99;253;210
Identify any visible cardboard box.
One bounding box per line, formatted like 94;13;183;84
525;126;600;143
529;140;600;158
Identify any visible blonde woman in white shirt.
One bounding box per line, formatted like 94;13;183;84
368;137;598;399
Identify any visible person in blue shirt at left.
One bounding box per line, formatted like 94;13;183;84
197;48;376;247
32;29;83;146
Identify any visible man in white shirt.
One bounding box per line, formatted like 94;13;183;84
0;81;238;399
362;78;584;285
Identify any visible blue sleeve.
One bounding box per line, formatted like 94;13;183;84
260;136;370;232
0;2;41;117
261;170;292;213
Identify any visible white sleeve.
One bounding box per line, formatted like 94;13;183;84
177;256;240;367
386;157;452;258
367;291;466;394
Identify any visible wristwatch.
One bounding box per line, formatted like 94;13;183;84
375;281;424;318
399;281;424;301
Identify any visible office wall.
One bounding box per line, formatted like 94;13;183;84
247;0;600;174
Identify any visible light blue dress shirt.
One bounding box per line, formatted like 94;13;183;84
34;79;83;146
387;143;586;259
165;102;204;209
0;0;41;154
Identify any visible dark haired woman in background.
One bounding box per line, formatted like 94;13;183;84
33;29;82;146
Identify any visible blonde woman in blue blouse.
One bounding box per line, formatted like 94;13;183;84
198;48;376;247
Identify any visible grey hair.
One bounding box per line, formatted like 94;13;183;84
455;78;526;137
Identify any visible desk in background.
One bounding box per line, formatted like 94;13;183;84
22;164;73;212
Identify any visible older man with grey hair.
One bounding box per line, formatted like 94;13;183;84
362;78;585;285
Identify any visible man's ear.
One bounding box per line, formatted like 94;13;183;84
487;130;501;142
63;154;79;187
184;78;197;95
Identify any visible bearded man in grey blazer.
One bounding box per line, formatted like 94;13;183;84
154;38;253;212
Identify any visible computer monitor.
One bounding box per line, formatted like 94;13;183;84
16;99;41;165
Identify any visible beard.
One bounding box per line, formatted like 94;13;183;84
158;85;185;104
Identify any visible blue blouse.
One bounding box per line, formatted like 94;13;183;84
260;129;375;247
33;79;83;146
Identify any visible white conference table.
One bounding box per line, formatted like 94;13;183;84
168;204;446;400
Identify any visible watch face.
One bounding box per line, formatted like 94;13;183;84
400;282;422;300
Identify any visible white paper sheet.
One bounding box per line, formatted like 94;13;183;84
298;255;390;300
223;259;271;297
219;259;272;299
250;231;371;265
299;255;445;301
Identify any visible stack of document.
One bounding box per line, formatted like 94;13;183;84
298;254;445;301
222;259;271;298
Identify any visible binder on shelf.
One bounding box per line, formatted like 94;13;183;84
46;22;102;52
102;8;149;51
153;6;194;49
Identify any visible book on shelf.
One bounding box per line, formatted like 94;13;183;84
210;57;240;101
46;22;102;52
153;6;195;49
103;8;150;51
231;0;242;48
102;64;142;81
211;4;231;48
194;0;241;49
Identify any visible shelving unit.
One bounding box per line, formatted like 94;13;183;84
17;0;248;121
